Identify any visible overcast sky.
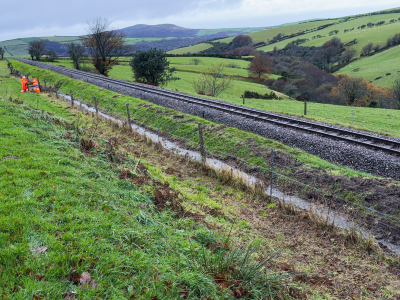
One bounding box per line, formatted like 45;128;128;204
1;0;399;41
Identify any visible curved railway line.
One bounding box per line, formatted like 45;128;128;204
8;58;400;157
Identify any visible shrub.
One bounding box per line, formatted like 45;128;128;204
244;90;282;100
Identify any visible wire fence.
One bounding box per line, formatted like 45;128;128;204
6;59;400;249
59;90;400;247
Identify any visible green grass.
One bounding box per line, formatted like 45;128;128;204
218;19;344;44
0;78;294;299
336;45;400;87
258;13;400;54
168;43;214;54
49;58;288;103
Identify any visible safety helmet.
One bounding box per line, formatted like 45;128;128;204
23;76;26;78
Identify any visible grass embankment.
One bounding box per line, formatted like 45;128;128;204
10;58;382;180
0;81;293;299
337;45;400;87
1;74;400;299
48;57;400;138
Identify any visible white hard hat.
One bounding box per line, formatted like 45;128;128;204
23;76;26;78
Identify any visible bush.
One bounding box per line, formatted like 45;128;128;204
244;90;282;100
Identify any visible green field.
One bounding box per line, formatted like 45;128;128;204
218;19;344;44
168;43;214;54
258;13;400;54
51;57;288;104
336;45;400;87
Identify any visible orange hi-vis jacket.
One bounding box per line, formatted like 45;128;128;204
21;78;28;93
32;78;40;93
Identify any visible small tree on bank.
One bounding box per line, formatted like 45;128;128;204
46;51;58;62
192;62;233;97
28;40;47;60
130;48;177;86
67;42;86;70
0;47;4;59
82;17;131;76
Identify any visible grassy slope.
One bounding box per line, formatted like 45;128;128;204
2;74;400;299
176;19;345;55
218;19;344;44
258;13;400;53
336;45;400;87
2;75;294;299
168;43;214;54
0;100;217;299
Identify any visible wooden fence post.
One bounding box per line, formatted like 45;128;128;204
198;123;206;164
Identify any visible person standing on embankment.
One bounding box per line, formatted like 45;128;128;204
32;77;40;93
21;76;28;93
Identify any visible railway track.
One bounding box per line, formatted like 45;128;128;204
9;58;400;157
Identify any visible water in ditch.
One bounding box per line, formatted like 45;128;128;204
62;95;400;255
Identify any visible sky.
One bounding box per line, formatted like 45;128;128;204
1;0;400;41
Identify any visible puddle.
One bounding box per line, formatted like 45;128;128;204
62;95;400;255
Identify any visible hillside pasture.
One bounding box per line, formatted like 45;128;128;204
336;45;400;87
258;13;400;54
168;43;213;54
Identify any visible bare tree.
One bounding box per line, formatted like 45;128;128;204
0;47;4;59
28;40;47;60
67;42;86;70
82;17;131;75
361;43;374;56
249;54;272;78
373;44;381;52
192;62;232;97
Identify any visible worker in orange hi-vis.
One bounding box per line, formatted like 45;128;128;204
21;76;28;93
32;77;40;93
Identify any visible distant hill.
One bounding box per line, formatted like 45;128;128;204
0;24;271;57
118;24;198;37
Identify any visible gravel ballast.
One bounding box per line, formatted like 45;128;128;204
10;58;400;180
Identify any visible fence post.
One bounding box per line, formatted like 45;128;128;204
157;114;160;141
242;94;245;105
126;104;131;131
70;89;74;107
202;111;205;118
270;149;274;199
304;101;307;116
94;96;98;114
198;123;206;164
352;110;354;126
